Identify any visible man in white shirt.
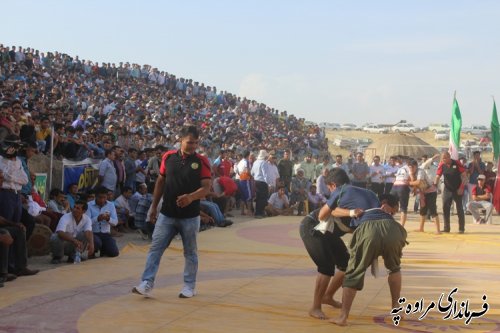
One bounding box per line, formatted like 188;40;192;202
49;201;94;264
369;155;385;197
266;153;280;194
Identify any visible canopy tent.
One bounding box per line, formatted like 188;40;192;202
364;133;440;162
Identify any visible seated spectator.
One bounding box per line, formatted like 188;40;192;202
115;186;134;231
35;117;51;153
85;187;119;257
265;186;294;216
307;185;326;211
199;210;216;231
129;183;147;214
199;199;233;227
134;187;153;239
49;200;94;264
0;215;39;277
316;167;331;199
211;176;238;216
66;183;80;209
467;174;493;224
47;188;71;215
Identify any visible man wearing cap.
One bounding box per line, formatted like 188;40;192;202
251;150;271;218
466;174;493;224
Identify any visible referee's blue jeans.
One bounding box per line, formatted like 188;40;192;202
141;213;200;289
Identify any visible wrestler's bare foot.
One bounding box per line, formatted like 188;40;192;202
434;231;442;235
309;308;327;320
321;297;342;308
330;316;347;326
414;229;424;232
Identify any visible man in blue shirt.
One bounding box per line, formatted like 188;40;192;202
85;187;119;257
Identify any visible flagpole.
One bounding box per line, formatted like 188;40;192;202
49;125;54;191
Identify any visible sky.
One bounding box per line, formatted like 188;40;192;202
2;0;500;127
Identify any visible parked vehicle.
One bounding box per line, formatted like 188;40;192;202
363;124;388;134
434;130;449;140
340;123;358;131
462;125;489;136
391;123;419;133
428;123;450;133
318;122;341;130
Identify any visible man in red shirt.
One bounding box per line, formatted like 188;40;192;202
133;126;211;299
467;174;493;224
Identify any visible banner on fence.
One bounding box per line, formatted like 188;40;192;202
34;173;48;201
62;158;101;193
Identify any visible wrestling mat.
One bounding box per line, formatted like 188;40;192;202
1;215;499;333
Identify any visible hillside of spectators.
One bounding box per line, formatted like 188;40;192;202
0;44;327;160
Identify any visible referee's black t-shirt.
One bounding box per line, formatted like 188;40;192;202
159;150;211;218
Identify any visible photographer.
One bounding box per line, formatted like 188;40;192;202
0;135;29;225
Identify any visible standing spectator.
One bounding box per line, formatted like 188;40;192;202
97;149;117;192
484;161;496;192
135;150;148;190
85;187;119;257
351;152;369;188
0;170;38;278
147;145;164;192
277;149;293;193
299;154;316;182
0;136;29;224
332;154;349;173
315;156;331;180
251;150;271;219
124;148;138;192
235;150;253;216
408;159;441;234
113;146;126;196
434;152;467;234
266;153;280;194
390;160;412;227
467;174;493;224
466;151;485;211
369;155;385;198
383;156;399;194
132;126;211;298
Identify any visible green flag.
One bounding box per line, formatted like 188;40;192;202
449;95;462;160
491;100;500;160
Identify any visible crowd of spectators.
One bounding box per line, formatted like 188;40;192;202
0;44;327;160
0;43;330;288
